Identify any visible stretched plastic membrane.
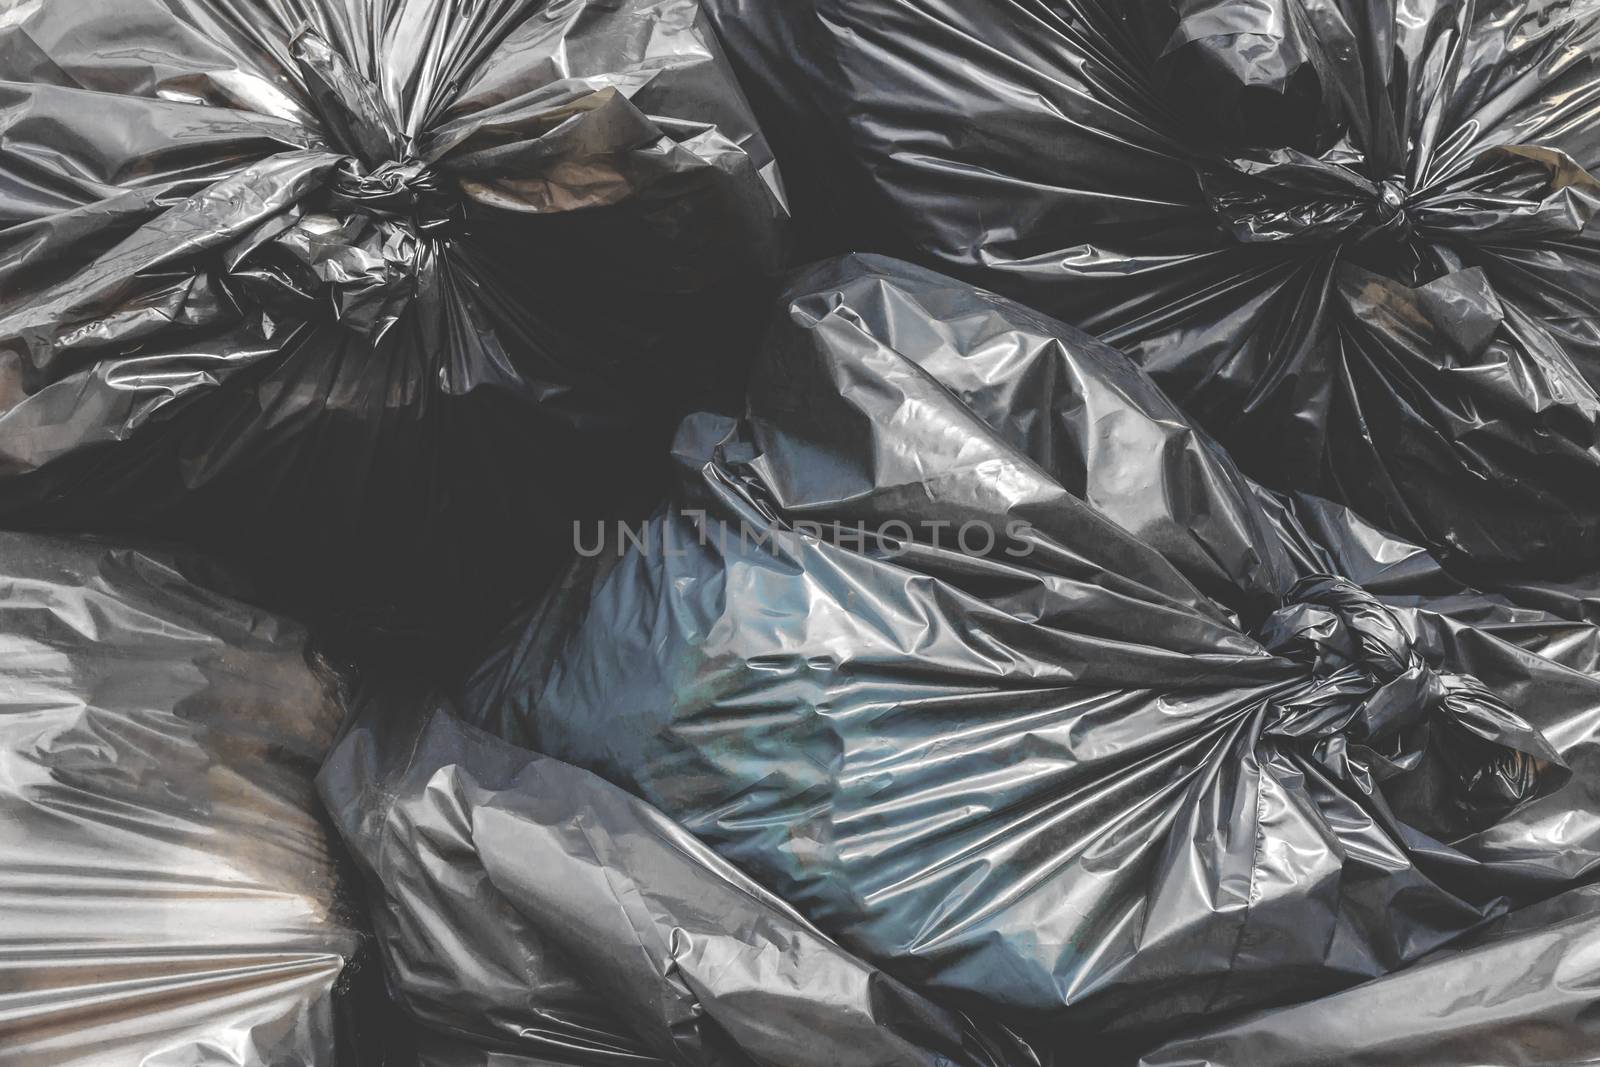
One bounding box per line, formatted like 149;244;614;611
321;698;1048;1066
0;533;361;1066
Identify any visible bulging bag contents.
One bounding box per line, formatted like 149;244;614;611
0;533;362;1066
0;0;788;667
455;255;1600;1046
319;699;1046;1067
701;0;1600;588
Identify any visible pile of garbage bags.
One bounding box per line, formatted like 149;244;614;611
437;255;1600;1061
0;0;786;666
703;0;1600;590
7;1;1600;1065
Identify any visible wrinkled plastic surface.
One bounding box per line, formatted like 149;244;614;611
701;0;1600;587
0;0;787;667
319;697;1045;1066
455;254;1600;1047
0;532;361;1066
1141;883;1600;1066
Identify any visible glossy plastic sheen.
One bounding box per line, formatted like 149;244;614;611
319;700;1044;1066
0;533;360;1066
700;0;1600;583
0;0;788;668
1141;884;1600;1066
456;255;1600;1049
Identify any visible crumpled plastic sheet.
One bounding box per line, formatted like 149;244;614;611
1140;883;1600;1066
451;254;1600;1052
0;532;362;1066
0;0;788;667
319;697;1045;1066
1253;484;1600;676
699;0;1600;592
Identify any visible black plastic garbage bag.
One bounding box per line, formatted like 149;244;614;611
455;254;1600;1044
1139;882;1600;1066
319;698;1047;1066
1257;485;1600;675
700;0;1600;586
0;0;787;666
0;532;362;1065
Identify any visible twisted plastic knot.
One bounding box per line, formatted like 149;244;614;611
1258;575;1421;687
224;29;465;340
331;158;460;236
228;160;452;342
1254;576;1561;837
1256;575;1446;764
1367;178;1411;239
1200;150;1415;246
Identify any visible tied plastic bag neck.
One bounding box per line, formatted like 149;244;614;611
0;0;788;669
1257;574;1564;840
458;255;1600;1042
1201;141;1600;285
697;0;1600;583
218;29;465;342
